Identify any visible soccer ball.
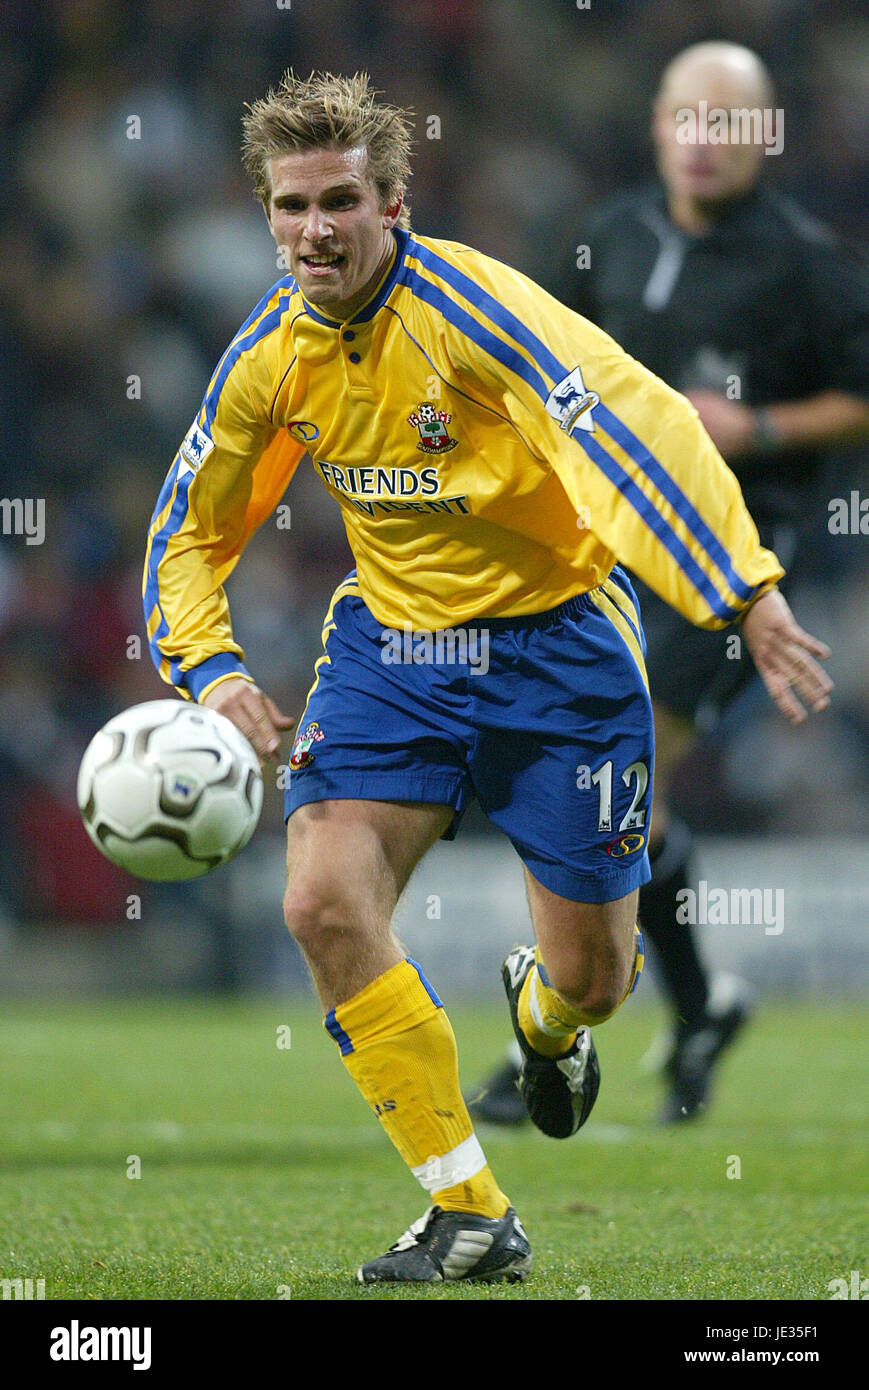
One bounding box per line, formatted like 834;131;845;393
77;700;263;881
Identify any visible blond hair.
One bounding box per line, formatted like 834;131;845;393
242;70;413;229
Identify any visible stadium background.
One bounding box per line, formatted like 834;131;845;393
1;0;867;1002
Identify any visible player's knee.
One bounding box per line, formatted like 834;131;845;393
282;881;355;954
545;958;633;1022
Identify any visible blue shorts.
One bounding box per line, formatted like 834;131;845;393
284;569;654;903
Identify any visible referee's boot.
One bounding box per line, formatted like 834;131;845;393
659;973;754;1123
466;1042;527;1126
501;945;600;1139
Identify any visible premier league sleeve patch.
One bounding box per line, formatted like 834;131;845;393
179;420;216;473
545;367;599;434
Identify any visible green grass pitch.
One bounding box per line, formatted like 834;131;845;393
0;994;864;1300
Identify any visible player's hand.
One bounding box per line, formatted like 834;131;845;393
740;589;832;724
684;389;757;457
201;677;295;761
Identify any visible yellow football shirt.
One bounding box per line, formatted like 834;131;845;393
144;226;782;700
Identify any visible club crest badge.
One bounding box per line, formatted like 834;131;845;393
407;403;459;454
290;721;325;770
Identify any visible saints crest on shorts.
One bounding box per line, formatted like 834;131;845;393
407;403;458;453
290;721;325;769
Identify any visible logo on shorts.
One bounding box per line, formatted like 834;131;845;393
605;833;646;858
290;721;325;769
407;403;458;453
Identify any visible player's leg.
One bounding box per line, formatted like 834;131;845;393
284;797;530;1282
285;796;492;1197
643;724;754;1121
284;796;445;1008
522;871;640;1023
469;571;653;1135
500;875;643;1137
282;576;531;1281
467;700;703;1127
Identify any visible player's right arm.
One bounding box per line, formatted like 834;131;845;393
200;675;294;760
431;242;830;722
143;299;303;759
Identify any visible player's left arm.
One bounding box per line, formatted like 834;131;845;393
738;587;832;724
446;251;830;717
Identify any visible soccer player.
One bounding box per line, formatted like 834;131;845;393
143;71;832;1283
472;42;869;1127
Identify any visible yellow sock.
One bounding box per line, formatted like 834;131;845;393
518;928;645;1055
325;958;509;1219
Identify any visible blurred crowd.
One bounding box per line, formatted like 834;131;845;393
1;0;867;924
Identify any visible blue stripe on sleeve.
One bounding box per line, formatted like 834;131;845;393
202;284;296;433
573;428;744;621
403;268;550;401
143;283;296;686
595;403;755;602
404;244;751;614
405;238;565;384
175;652;253;700
144;456;196;662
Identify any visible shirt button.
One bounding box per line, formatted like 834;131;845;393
348;351;361;363
343;330;355;341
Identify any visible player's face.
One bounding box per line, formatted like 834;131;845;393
265;145;402;320
653;66;768;209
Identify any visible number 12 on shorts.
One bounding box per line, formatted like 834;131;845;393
582;759;649;833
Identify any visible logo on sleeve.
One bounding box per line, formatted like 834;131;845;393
179;421;215;473
288;420;320;444
545;367;599;434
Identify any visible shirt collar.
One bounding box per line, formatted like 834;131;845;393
301;227;408;327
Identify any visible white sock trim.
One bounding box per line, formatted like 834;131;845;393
412;1134;487;1195
530;967;573;1037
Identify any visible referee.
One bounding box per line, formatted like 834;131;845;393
472;41;869;1126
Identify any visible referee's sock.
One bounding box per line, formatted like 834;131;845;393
325;958;510;1220
639;817;708;1030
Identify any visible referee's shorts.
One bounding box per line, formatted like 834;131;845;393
284;567;654;905
632;522;796;731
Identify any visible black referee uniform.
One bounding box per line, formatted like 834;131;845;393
566;182;869;729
